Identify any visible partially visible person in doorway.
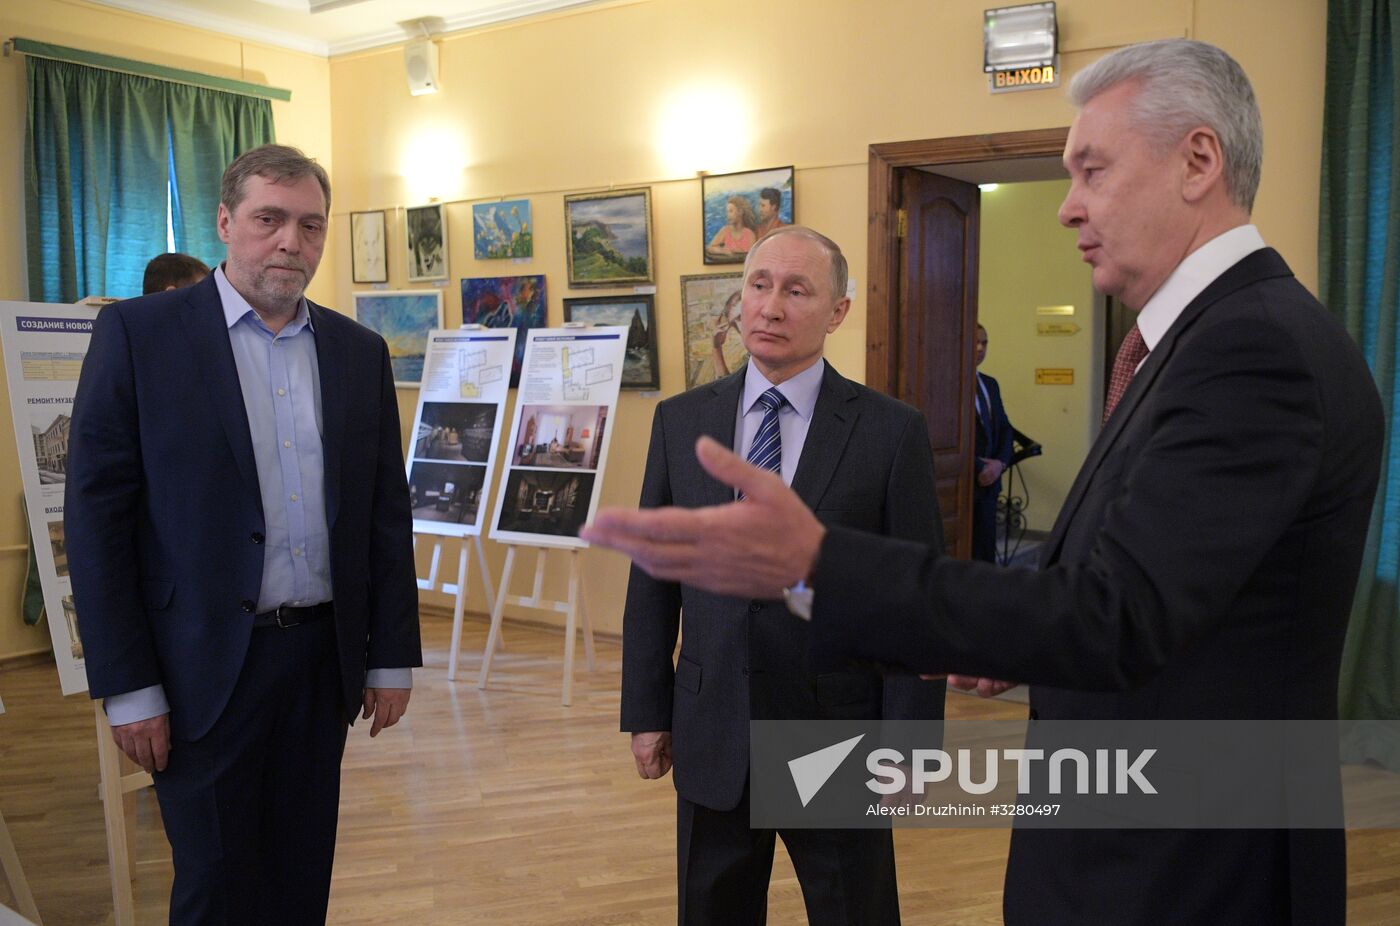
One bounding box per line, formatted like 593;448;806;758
972;324;1014;563
142;252;210;295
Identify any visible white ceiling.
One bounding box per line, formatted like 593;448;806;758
84;0;611;57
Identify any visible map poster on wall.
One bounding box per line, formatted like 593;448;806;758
490;326;628;549
406;328;518;537
0;302;96;695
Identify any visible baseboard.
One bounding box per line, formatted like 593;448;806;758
0;648;54;671
417;602;621;645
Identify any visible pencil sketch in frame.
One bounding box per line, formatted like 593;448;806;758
405;203;448;282
563;188;654;286
350;210;388;284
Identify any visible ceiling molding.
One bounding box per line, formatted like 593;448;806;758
85;0;332;56
83;0;611;59
328;0;600;55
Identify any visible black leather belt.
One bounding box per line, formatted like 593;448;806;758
252;602;333;629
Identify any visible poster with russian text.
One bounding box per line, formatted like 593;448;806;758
490;327;627;549
406;328;518;537
0;303;96;695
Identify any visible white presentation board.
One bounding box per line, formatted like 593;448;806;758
490;326;627;549
0;303;96;695
405;328;517;536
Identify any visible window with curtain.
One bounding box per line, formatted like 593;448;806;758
1320;0;1400;770
24;56;275;303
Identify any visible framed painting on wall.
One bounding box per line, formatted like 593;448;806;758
352;290;444;387
473;199;533;259
563;295;659;390
350;210;388;283
405;203;448;282
679;272;747;390
701;165;794;264
461;274;548;387
563;188;653;286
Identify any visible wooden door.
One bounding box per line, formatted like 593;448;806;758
896;169;980;558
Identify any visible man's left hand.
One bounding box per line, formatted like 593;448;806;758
581;437;823;599
362;687;411;737
977;458;1005;487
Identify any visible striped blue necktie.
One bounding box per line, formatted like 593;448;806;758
743;387;787;498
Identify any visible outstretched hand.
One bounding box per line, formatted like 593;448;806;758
581;437;824;600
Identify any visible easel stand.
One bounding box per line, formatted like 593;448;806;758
93;703;153;926
413;533;500;680
0;803;40;924
477;544;595;706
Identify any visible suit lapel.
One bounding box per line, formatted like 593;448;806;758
309;303;347;529
179;276;261;507
790;363;858;510
697;371;745;506
1041;248;1294;565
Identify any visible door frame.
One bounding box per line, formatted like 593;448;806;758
865;128;1071;395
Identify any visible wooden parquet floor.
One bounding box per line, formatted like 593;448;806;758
1;612;1397;924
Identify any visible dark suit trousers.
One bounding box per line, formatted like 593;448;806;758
151;618;348;926
676;785;900;926
972;483;1000;564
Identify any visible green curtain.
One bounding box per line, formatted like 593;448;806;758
25;58;169;303
167;83;275;272
1321;0;1400;769
24;58;275;302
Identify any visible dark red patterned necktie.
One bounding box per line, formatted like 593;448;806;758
1103;325;1149;424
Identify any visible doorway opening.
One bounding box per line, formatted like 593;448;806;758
866;129;1112;561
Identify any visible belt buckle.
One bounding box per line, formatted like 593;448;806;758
273;606;301;629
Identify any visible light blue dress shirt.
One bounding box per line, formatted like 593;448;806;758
734;358;825;487
106;268;410;726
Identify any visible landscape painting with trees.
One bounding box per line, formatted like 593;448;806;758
564;188;653;285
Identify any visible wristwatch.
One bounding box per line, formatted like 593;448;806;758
782;579;814;621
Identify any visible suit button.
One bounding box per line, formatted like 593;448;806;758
241;599;256;613
251;532;265;544
748;602;762;613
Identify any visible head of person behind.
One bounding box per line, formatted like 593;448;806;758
216;143;332;326
738;226;851;386
1058;38;1260;311
975;323;989;367
141;253;210;295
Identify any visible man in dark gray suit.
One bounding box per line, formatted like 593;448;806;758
589;40;1383;925
621;226;944;925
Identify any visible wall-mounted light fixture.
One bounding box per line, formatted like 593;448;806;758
984;2;1059;94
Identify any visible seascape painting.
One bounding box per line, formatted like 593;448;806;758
562;295;659;390
353;291;444;386
564;189;653;285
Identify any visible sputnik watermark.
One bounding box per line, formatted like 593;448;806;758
865;747;1157;795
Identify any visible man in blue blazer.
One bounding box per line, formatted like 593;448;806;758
66;145;421;925
972;324;1013;562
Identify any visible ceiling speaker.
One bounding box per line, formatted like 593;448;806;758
404;40;440;96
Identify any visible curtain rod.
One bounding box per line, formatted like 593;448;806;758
4;37;292;102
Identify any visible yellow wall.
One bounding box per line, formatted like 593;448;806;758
0;0;1328;654
0;0;334;660
327;0;1326;634
978;180;1098;533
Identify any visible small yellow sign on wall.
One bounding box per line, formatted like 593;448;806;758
1037;322;1081;336
1036;368;1074;385
1036;304;1075;316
